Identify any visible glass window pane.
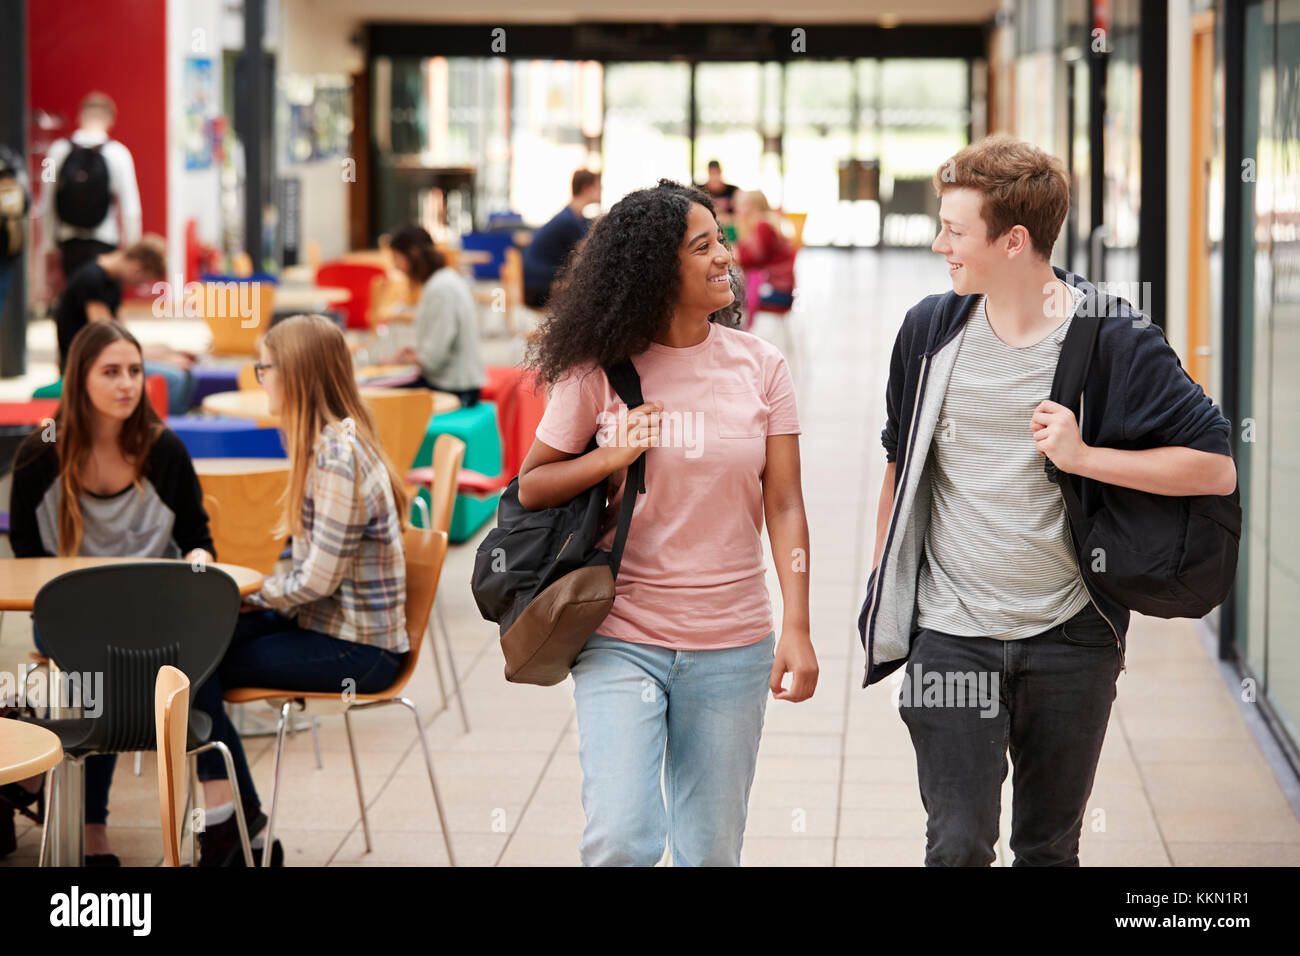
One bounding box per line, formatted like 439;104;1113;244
602;63;690;204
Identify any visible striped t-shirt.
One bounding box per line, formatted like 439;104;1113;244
916;283;1093;639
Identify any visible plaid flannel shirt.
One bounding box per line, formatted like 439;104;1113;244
247;420;408;652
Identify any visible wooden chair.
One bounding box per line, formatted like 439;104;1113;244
154;665;189;868
784;211;808;249
195;459;291;575
407;434;469;731
237;363;260;391
363;387;435;478
200;281;276;356
223;529;455;866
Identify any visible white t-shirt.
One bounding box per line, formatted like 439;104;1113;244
42;129;142;249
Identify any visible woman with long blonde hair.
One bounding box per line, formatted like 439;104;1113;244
191;314;410;866
6;320;214;865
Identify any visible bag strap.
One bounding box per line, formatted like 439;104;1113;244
604;358;646;579
1045;305;1103;544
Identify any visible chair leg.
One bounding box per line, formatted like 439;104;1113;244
37;765;56;867
134;751;143;776
342;708;371;852
261;701;292;867
437;603;470;733
311;717;323;770
188;757;202;867
188;742;254;867
425;615;450;714
396;696;455;866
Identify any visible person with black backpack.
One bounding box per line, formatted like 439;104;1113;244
41;91;142;284
859;136;1238;867
515;180;817;866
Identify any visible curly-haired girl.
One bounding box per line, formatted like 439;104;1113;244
520;179;817;866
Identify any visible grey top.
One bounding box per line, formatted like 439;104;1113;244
915;283;1093;639
414;266;486;391
36;479;181;558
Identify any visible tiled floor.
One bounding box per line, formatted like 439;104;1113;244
2;249;1298;866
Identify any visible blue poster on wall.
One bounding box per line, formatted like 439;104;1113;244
184;57;214;170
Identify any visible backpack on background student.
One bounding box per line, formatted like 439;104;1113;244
54;143;111;230
1046;311;1242;619
471;360;646;686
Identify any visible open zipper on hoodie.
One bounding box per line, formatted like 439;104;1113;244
862;352;931;687
1063;388;1126;673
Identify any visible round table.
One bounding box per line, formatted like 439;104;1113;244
201;386;460;424
0;718;63;786
358;363;423;387
272;285;351;313
0;557;264;611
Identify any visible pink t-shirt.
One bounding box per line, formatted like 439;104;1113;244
534;322;801;650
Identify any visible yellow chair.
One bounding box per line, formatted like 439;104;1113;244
784;211;808;249
199;281;276;357
154;665;189;868
236;363;260;391
195;459;291;575
363;387;435;477
223;528;456;866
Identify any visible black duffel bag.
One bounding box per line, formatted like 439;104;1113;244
471;360;645;685
1045;312;1241;619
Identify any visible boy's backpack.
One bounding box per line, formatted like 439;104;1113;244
55;143;111;230
1046;312;1242;619
0;152;28;263
471;360;646;685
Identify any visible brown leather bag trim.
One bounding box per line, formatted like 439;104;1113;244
502;564;614;685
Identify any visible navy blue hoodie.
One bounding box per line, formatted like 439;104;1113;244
858;267;1234;687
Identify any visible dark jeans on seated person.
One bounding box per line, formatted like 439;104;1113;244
193;610;404;810
32;628;115;826
898;602;1121;867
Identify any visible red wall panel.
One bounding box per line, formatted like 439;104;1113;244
28;0;168;238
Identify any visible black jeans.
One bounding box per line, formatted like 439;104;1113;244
898;602;1121;867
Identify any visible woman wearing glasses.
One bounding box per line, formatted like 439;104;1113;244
191;314;411;866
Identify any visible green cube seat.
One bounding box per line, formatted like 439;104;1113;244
411;402;501;543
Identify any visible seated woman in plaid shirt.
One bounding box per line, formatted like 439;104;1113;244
192;314;411;866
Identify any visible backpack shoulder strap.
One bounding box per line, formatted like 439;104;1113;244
603;358;646;578
1046;310;1103;541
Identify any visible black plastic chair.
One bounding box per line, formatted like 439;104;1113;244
30;561;254;865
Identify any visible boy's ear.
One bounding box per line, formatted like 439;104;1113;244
1003;224;1032;259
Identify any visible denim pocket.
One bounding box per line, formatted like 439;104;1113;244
1060;605;1115;648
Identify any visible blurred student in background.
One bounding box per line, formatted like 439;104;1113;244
384;223;485;407
43;92;143;284
523;169;600;309
54;235;196;414
733;190;797;323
